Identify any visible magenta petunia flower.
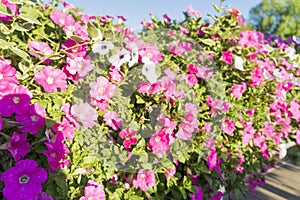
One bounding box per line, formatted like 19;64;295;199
50;10;75;27
15;103;46;135
0;84;32;117
119;126;137;149
80;180;105;200
0;0;18;21
133;170;156;191
34;192;53;200
103;111;123;130
71;103;98;128
148;129;170;154
5;132;30;161
221;50;233;65
231;82;246;99
89;76;116;101
163;13;171;24
191;186;204;200
221;118;235;134
28;41;54;63
34;66;67;93
0;159;48;200
61;38;88;57
43;136;70;170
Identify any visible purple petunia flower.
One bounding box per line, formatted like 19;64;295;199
15;103;46;134
6;132;30;161
0;159;48;200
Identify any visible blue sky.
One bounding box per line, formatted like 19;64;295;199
56;0;262;29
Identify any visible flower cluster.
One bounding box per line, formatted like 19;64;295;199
0;1;299;200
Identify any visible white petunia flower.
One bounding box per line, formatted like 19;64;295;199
108;48;131;68
92;41;114;55
234;56;244;71
142;62;157;83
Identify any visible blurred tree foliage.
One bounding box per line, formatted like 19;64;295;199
249;0;300;38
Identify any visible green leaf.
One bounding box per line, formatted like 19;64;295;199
18;13;42;25
7;0;24;4
0;23;11;34
0;4;12;16
10;47;30;61
201;39;215;46
0;39;10;49
87;21;101;39
12;22;33;31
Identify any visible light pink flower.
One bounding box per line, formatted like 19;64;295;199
28;41;53;63
103;111;122;130
148;129;170;154
80;180;105;200
50;10;75;27
34;66;67;93
231;82;246;99
296;130;300;145
195;65;213;80
169;40;192;56
119;126;137;148
71;103;98;128
133;170;156;191
185;74;198;86
242;123;255;145
52;116;76;141
139;43;163;64
89;76;116;101
289;100;300;122
165;168;176;180
65;56;94;78
221;118;235;134
186;5;201;17
221;50;233;64
179;25;189;34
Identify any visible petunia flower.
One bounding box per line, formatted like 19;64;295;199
28;41;54;63
15;103;46;135
34;66;67;93
148;129;170;154
109;48;131;68
92;41;114;55
133;170;156;191
0;159;48;200
5;132;30;161
50;10;75;27
221;118;235;134
71;103;98;128
79;180;105;200
119;126;137;149
103;111;123;130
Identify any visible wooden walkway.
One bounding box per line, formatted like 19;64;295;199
224;159;300;200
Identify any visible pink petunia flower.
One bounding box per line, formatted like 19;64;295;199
50;10;75;27
0;84;32;117
169;40;192;56
103;111;123;130
119;126;137;149
89;76;116;101
108;65;124;83
0;159;48;200
0;0;18;21
71;103;98;128
221;118;235;134
52;116;76;141
289;100;300;122
296;130;300;145
163;13;172;24
250;67;264;87
61;38;88;57
28;41;54;63
221;50;233;65
186;5;201;18
148;129;170;154
179;25;189;34
231;82;246;99
79;180;105;200
165;168;176;180
34;66;67;93
4;132;30;161
139;43;163;64
133;170;156;191
15;103;46;135
0;60;18;86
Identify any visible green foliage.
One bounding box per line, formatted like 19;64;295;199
249;0;300;38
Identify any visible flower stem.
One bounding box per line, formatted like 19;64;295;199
0;132;10;140
31;137;48;146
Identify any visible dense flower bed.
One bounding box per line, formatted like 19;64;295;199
0;0;299;199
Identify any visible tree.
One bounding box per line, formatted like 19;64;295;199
249;0;300;38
